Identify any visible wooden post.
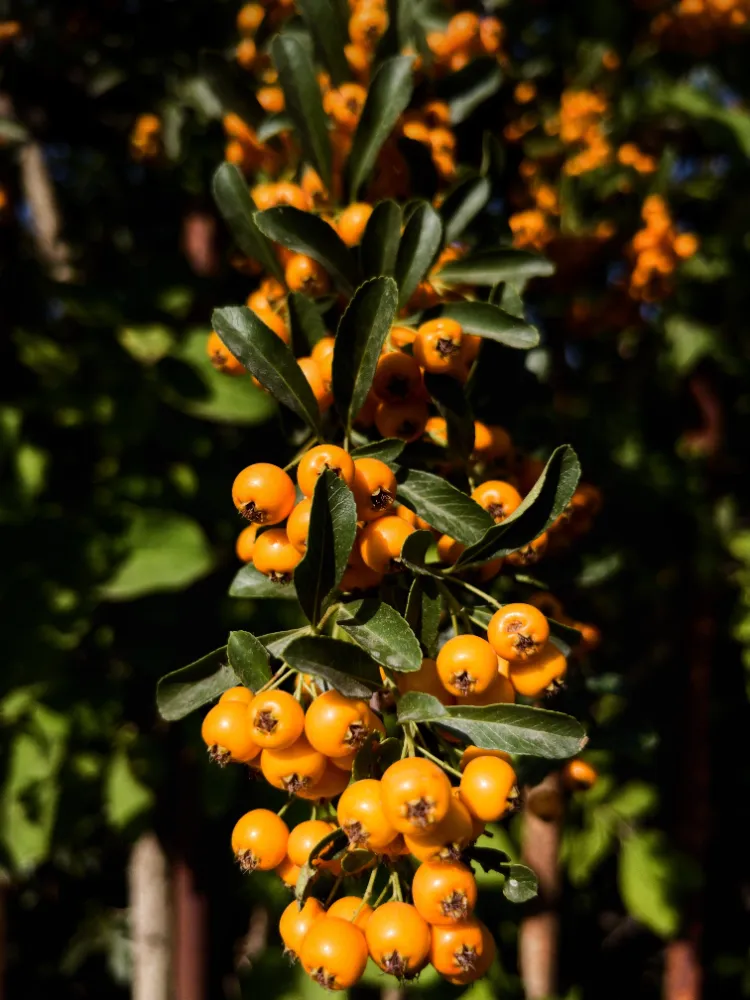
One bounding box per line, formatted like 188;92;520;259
173;859;208;1000
129;832;171;1000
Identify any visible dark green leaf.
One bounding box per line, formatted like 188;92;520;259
211;163;283;281
271;35;332;187
212;305;322;434
496;281;526;319
394;202;443;308
297;0;350;84
227;631;272;691
294;470;358;625
351;438;405;464
254;206;358;294
156;647;234;721
619;830;683;938
337;599;422;672
352;730;384;781
437;59;503;125
287;291;329;356
404;577;441;657
439;250;554;286
470;851;538;903
467;846;511;875
396;468;493;545
341;850;375;874
229;563;298;600
259;628;311;659
332;276;399;432
283;636;382;697
255;113;295;143
480;130;505;178
423;373;475;460
400;529;437;576
361;200;402;278
201;52;264;128
397;692;586;758
426;301;539;350
348;55;414;197
440;176;491;243
456;445;581;566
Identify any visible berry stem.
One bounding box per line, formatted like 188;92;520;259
439;582;473;633
283;433;318;471
324;875;343;908
446;576;503;608
355;867;379;918
389;871;403;903
257;666;295;695
277;799;293;818
414;743;463;780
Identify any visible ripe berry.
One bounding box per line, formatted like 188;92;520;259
232;463;296;524
471;480;523;523
279;897;325;959
351;458;398;521
562;758;598;791
403;795;474;861
365;902;431;979
235;524;258;562
260;735;327;794
327;895;374;931
337;778;397;850
286;499;312;554
252;528;303;582
487;603;550;662
339;543;384;591
300;916;369;990
219;685;254;706
297;444;355;497
201;701;259;765
429;919;496;985
295;759;351;801
287;819;337;867
374;399;429;442
337;203;373;246
457;670;515;707
459;757;517;823
508;642;567;697
231;808;289;872
248;690;305;749
372;352;424;403
359;516;415;574
413;318;464;374
396;657;454;705
436;634;499;697
276;855;301;887
298;357;333;410
305;689;383;758
412;861;478;925
380;757;452;835
506;532;548;566
207;331;245;376
285;254;330;296
460;746;512;771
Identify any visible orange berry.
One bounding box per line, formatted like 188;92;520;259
305;689;382;758
457;670;515;707
396;657;454;705
374;399;429;442
337;778;397;850
328;896;374;931
508;643;567;697
349;6;388;50
295;759;351;800
276;855;302;887
236;38;257;70
562;758;598;791
359;515;415;574
311;335;335;369
352;458;398;521
380;757;452;835
365;902;431;979
235;524;258;562
436;635;499;697
340;542;384;591
248;689;305;749
471;480;523;523
338;203;374;246
287;499;312;554
232;463;296;524
231;808;289;872
287;819;337;867
389;324;417;349
279;898;325;958
412;861;477;925
487;603;550;662
372;352;424;403
252;528;303;581
429;919;495;985
300;917;369;990
260;735;327;794
297;444;356;497
201;701;259;764
207;331;245;376
506;532;548;566
298;357;333;410
285;254;331;296
445;11;480;50
403;795;474;861
460;746;513;771
459;757;517;823
219;685;254;706
237;3;264;35
413;318;463;375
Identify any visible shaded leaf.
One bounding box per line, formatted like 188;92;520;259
341;850;375;874
156;648;235;721
271;35;331;187
400;529;437;576
337;598;422;672
201;52;264;127
396;468;493;545
439;250;554;286
348;55;414;197
351;438;405;464
440;176;491;243
426;301;539;350
255;112;294;142
297;0;350;84
229;563;298;600
397;692;586;758
438;59;503;124
619;831;683;938
287;291;328;356
259;628;311;660
212;163;282;280
332;276;399;432
423;373;475;460
227;631;272;691
404;577;441;657
394;202;443;308
361;200;402;278
283;636;382;697
254;206;358;293
212;305;322;434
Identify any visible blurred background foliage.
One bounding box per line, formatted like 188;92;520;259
1;0;750;998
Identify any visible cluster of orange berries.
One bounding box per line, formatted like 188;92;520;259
345;0;389;83
545;90;612;177
649;0;750;51
617;142;658;175
130;113;162;161
426;11;505;72
628;194;699;301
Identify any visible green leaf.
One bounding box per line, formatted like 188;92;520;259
341;850;376;874
212;163;283;280
397;692;586;758
105;750;154;830
156;647;236;721
294;470;358;624
212;305;322;434
201;52;264;127
502;863;539;903
396;468;493;545
427;301;539;350
271;34;331;187
287;291;329;355
394;202;443;308
619;831;682;938
568;810;615;886
423;373;475;460
438;59;503;125
361;200;402;278
337;599;422;672
404;577;441;657
297;0;350;84
332;276;399;432
440;176;491;243
296;828;350;901
227;631;272;691
348;55;414;197
400;529;437;576
229;563;298;599
439;250;554;287
283;635;382;697
255;112;294;142
254;206;358;294
259;627;311;660
0;118;29;144
351;438;405;464
456;445;581;566
101;509;214;601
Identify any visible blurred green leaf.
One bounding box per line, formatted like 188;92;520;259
118;324;174;365
212;164;283;280
297;0;350;84
439;250;554;286
272;35;332;187
360;200;402;279
428;301;539;349
105;750;154;830
619;830;683;938
229;564;298;599
440;176;491;243
394;202;443;308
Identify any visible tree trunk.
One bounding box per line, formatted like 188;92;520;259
519;772;564;999
172;859;207;1000
129;832;171;1000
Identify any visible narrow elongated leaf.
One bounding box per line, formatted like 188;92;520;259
271;35;331;187
440;176;491;243
348;55;415;196
397;692;586;758
423;373;475;460
396;468;493;545
400;529;437;576
337;599;422;672
254;206;358;293
294;470;358;624
361;200;402;278
212;305;322;434
425;301;539;350
332;277;399;431
351;438;405;464
439;250;554;286
229;563;298;599
283;635;383;697
255;113;294;142
212;164;283;280
456;445;581;566
394;202;443;308
156;647;235;721
404;577;441;657
287;291;328;355
297;0;350;84
227;631;271;691
259;628;311;659
438;59;503;125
